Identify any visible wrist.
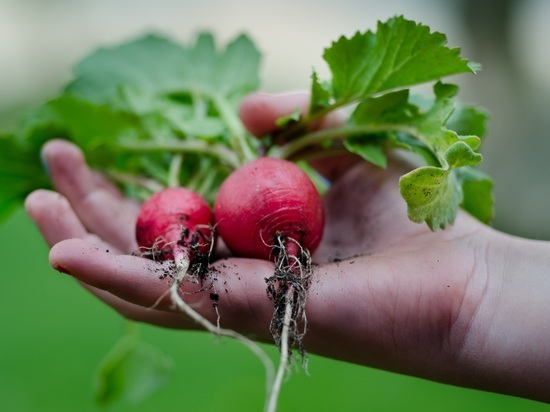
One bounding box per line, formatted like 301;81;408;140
457;229;550;403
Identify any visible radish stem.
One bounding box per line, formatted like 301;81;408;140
168;154;184;187
213;94;256;164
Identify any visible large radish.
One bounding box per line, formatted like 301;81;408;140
214;156;324;362
214;157;324;260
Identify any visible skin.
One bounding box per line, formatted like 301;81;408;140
25;92;550;404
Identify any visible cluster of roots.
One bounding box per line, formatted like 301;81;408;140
136;227;314;366
134;227;312;411
133;226;214;287
266;234;313;363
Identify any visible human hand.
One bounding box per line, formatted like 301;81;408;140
25;92;550;403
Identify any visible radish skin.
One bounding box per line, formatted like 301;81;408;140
136;187;213;265
213;157;324;260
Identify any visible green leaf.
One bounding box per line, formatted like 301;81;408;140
444;141;482;168
211;34;261;100
296;160;330;195
433;81;459;99
19;96;139;146
322;16;478;103
408;84;482;168
309;70;332;113
456;167;494;224
66;34;190;104
350;89;415;125
0;134;50;223
275;107;302;128
343;136;387;168
94;333;174;407
399;166;462;230
65;32;260;109
389;132;439;167
400;162;493;230
446;104;489;139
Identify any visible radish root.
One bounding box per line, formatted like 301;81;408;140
265;234;313;412
268;235;312;361
138;227;277;411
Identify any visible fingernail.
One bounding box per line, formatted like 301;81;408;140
51;263;70;275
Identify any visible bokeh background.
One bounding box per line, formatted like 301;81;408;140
1;0;549;411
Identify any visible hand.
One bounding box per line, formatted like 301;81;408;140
25;92;550;403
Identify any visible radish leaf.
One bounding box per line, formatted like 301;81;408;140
94;332;174;407
311;15;479;112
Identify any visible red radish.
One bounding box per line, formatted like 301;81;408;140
214;156;324;366
213;157;324;260
136;187;214;278
135;186;277;404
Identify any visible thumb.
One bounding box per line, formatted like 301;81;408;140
239;91;309;137
239;92;359;180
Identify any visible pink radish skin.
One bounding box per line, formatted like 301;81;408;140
213;157;324;260
136;187;213;264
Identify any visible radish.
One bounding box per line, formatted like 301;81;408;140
134;186;276;406
213;157;324;260
135;187;214;279
214;157;325;409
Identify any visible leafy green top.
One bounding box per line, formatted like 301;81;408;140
1;15;493;230
272;16;491;229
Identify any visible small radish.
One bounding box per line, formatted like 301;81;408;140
135;187;214;280
214;157;325;388
135;186;277;405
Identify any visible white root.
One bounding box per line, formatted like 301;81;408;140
264;235;312;412
266;294;293;412
167;249;277;412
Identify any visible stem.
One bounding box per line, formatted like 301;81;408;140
273;100;350;143
184;157;218;199
116;140;240;170
271;123;418;160
167;154;183;187
266;293;293;412
167;248;276;409
212;94;256;164
193;92;208;118
106;169;164;192
195;163;218;199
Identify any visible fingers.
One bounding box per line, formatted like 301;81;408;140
239;92;310;137
25;190;86;246
41;139;139;253
84;285;192;329
25;189;115;251
46;228;479;378
25;190;192;328
239;92;347;135
49;238;276;338
239;92;358;181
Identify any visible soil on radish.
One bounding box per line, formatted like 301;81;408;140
134;224;213;286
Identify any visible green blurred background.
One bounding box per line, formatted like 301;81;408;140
1;0;549;411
